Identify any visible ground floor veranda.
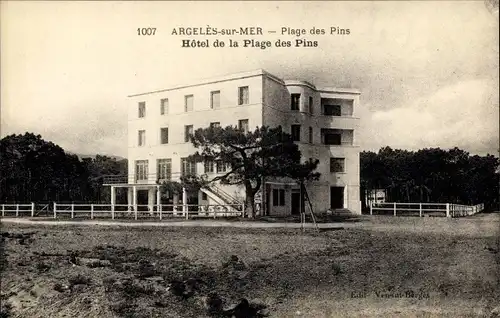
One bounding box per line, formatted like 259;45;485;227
106;181;362;216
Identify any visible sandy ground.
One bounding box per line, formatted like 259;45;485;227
1;213;499;317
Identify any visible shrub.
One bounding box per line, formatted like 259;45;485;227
102;277;116;293
53;282;67;293
36;262;51;273
0;300;13;318
68;274;92;287
121;279;156;297
331;263;342;275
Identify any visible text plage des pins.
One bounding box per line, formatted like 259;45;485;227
167;26;351;49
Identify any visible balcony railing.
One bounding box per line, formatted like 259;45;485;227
102;175;128;184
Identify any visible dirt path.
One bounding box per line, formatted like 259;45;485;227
2;213;498;234
0;217;356;229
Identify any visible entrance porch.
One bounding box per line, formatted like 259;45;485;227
107;183;189;214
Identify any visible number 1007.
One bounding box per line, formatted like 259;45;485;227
137;28;156;35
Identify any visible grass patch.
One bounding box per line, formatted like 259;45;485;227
1;214;499;317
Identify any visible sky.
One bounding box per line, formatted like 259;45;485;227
1;1;499;158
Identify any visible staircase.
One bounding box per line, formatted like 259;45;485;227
201;184;243;211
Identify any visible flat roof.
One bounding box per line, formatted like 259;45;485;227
129;69;360;97
128;69;277;97
318;87;361;95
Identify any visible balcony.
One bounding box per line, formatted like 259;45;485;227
320;129;354;146
318;98;359;130
321;98;353;116
317;116;359;130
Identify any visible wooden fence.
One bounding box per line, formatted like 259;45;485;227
1;202;244;220
0;203;36;217
369;202;485;217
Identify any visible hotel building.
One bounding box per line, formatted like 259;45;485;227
115;69;361;215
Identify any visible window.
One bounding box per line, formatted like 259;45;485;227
204;160;215;173
238;86;249;105
330;158;345;173
184;95;194;112
323;131;342;145
160;127;169;144
272;189;285;206
135;160;148;181
184;125;193;142
181;158;197;176
157;159;172;180
216;160;228;173
291;125;301;142
291;94;300;111
308;127;313;143
138;130;146;146
202;193;208;200
238;119;249;133
323;104;341;116
309;96;313;114
211;91;220;109
210;122;220;128
160;98;168;115
138;102;146;118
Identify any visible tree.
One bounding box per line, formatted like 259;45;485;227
0;133;91;202
187;125;320;218
360;146;500;211
81;155;128;203
158;176;205;203
0;133;129;204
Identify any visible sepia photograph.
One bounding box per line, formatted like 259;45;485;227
1;1;499;317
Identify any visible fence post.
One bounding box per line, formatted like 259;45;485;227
16;204;19;217
159;204;162;221
182;187;188;220
446;203;450;217
369;202;373;215
71;203;74;219
419;203;422;217
134;206;138;220
53;202;57;218
393;202;396;216
111;204;115;220
31;202;35;217
242;202;246;218
214;206;217;219
1;204;4;217
90;204;94;219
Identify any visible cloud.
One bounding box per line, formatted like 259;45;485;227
1;1;498;157
360;79;499;155
2;97;128;157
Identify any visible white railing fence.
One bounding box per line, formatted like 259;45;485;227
1;203;36;217
1;202;244;220
369;202;485;218
448;203;485;217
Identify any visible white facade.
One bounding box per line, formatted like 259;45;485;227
127;69;361;215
